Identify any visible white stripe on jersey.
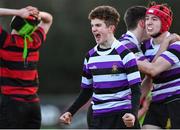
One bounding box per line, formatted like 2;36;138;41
123;52;136;64
154;78;180;89
145;44;160;57
88;55;121;64
93;89;131;101
162;51;179;64
92;99;131;110
170;63;180;69
82;76;92;85
93;73;127;82
127;71;141;81
153;85;180;97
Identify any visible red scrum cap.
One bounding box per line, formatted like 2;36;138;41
146;4;173;33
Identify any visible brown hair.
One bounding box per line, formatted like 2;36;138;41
88;5;120;28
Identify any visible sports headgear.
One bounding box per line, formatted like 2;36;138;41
10;16;40;60
146;4;173;33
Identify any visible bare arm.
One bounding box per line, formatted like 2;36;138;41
137;57;171;77
0;6;38;18
140;75;153;100
153;33;180;61
38;11;53;34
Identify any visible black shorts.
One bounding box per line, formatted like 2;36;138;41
143;99;180;129
0;95;41;129
88;109;140;129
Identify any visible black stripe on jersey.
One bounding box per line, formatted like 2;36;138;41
168;49;180;60
126;65;139;75
3;46;38;52
119;49;130;59
85;51;99;63
85;52;91;63
140;42;146;54
1;77;38;87
82;71;92;79
140;39;153;54
91;68;126;75
0;29;7;48
153;73;180;84
34;29;44;43
129;83;141;88
8;93;38;99
94;86;129;94
129;47;139;54
110;49;118;55
91;51;99;57
0;59;38;70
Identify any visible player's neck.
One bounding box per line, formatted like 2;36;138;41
99;35;115;49
153;31;169;45
130;29;142;43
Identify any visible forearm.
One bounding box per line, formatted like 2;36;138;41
140;76;153;100
0;8;20;16
67;88;93;116
38;11;53;34
131;84;141;117
137;60;154;76
39;11;53;24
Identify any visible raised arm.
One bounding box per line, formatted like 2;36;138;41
0;6;38;18
38;11;53;34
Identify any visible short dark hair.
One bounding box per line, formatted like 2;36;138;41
88;5;120;28
124;6;147;30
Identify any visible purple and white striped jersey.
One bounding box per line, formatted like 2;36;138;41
142;38;180;102
81;39;141;116
119;31;146;61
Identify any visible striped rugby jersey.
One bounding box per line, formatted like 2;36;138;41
119;31;146;61
141;38;180;102
0;26;46;102
81;39;141;116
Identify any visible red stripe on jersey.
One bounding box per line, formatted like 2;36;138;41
1;86;38;95
0;25;2;34
0;49;39;62
3;27;45;49
0;68;37;80
12;97;40;102
37;27;46;41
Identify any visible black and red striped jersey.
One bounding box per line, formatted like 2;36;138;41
0;26;46;102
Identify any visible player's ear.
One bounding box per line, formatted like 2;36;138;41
139;19;145;28
108;25;116;33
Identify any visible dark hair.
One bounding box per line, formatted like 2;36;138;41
88;5;120;28
10;16;40;35
124;6;147;30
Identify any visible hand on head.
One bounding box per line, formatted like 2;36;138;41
19;6;39;19
168;33;180;44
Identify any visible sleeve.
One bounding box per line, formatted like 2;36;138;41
81;56;93;89
30;27;46;49
122;50;141;116
66;55;93;115
160;42;180;65
67;88;93;116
